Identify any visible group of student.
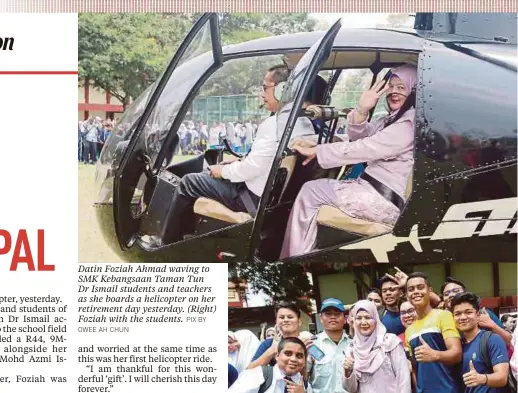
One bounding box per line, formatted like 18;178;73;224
176;120;259;156
228;269;517;393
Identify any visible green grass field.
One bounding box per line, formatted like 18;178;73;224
78;155;197;262
78;163;123;262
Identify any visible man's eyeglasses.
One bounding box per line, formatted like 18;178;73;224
400;308;416;316
443;288;463;298
262;84;275;92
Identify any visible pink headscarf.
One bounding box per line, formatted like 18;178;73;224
390;64;417;96
351;300;401;375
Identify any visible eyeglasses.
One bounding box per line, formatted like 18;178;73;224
262;83;275;92
400;308;416;316
443;288;464;298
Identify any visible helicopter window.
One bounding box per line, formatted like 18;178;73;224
137;22;215;167
153;55;294;237
182;54;286;154
94;22;216;206
329;67;392;126
264;52;420;261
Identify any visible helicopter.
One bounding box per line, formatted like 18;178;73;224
93;12;517;264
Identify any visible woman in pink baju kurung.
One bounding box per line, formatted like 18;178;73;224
280;65;417;259
342;300;411;393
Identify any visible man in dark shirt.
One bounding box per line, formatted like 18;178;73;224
451;292;509;393
380;275;406;335
381;267;442;335
442;277;512;347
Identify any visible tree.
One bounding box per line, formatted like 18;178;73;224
199;13;317;97
212;13;317;38
260;13;317;35
78;13;191;109
229;262;313;313
199;55;279;98
343;69;372;92
79;13;318;109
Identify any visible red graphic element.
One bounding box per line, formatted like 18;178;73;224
0;71;77;75
0;230;54;271
78;103;124;112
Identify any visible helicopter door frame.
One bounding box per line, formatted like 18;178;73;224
247;19;343;261
113;13;222;250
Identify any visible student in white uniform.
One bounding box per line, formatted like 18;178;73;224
229;337;312;393
303;298;352;393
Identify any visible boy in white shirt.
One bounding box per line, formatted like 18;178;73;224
229;337;311;393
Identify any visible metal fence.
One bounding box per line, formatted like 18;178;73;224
191;95;267;125
329;91;363;109
189;91;374;124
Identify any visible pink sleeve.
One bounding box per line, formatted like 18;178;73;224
346;110;376;141
391;344;412;393
316;119;414;169
342;370;359;393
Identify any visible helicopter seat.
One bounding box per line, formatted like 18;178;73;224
193;197;252;224
316;173;413;236
317;206;393;235
274;155;298;202
192;156;299;224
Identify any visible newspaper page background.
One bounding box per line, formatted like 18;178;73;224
0;13;227;392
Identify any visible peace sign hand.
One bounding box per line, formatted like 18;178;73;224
284;378;305;393
357;80;391;113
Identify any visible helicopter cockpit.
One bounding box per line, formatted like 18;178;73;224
93;17;420;262
93;13;517;264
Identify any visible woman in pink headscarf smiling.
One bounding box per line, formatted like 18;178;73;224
280;64;418;259
342;300;411;393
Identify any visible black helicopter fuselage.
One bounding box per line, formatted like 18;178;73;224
93;13;517;264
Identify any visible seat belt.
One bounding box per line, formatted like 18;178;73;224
239;186;258;217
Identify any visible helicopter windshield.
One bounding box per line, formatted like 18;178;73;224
94;21;215;203
275;35;330;141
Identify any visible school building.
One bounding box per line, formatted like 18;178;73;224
78;78;125;121
310;262;517;316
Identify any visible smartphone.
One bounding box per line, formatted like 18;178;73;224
308;344;326;361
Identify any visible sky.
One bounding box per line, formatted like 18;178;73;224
311;13;392;28
310;13;415;29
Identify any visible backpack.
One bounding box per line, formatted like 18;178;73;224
258;365;308;393
479;330;517;393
